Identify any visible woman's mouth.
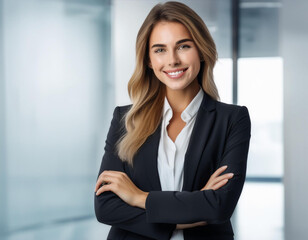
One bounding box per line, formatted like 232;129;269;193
164;68;188;79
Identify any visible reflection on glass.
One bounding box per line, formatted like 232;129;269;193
238;57;283;177
214;58;233;103
235;182;284;240
1;0;112;239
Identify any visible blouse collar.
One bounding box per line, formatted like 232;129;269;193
163;87;204;123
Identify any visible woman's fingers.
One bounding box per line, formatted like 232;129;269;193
96;180;114;196
211;179;229;190
210;165;228;179
95;170;121;192
95;171;124;195
94;170;148;208
201;165;234;191
210;173;234;186
95;172;107;192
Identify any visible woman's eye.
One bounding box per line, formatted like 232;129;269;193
154;48;165;53
178;44;191;50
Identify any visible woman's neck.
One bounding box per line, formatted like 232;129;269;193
165;81;201;114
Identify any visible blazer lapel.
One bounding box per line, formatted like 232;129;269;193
142;121;163;191
142;90;216;192
182;91;216;191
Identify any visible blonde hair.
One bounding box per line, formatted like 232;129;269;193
116;1;219;166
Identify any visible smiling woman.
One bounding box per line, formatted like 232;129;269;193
94;1;251;240
148;21;201;96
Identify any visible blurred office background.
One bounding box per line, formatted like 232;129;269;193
0;0;307;239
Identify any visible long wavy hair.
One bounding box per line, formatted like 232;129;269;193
116;1;219;166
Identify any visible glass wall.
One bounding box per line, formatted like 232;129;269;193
235;1;284;239
239;0;283;178
0;0;113;239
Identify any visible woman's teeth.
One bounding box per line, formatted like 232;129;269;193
167;70;185;76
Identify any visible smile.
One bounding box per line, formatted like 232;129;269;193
164;68;188;79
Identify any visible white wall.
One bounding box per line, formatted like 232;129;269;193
112;0;161;106
282;0;308;239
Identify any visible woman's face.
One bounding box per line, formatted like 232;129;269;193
148;21;201;93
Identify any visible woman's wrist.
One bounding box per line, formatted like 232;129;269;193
176;221;207;230
135;191;149;209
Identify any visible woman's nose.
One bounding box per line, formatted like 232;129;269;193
168;51;180;67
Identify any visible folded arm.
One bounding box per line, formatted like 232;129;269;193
95;105;251;236
145;106;251;224
94;107;175;240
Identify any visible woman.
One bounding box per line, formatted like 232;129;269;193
94;1;251;240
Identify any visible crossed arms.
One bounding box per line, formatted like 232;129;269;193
94;105;251;239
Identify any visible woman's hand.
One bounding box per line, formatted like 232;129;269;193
176;221;207;230
95;170;149;209
200;165;234;191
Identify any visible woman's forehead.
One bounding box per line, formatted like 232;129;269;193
149;21;192;45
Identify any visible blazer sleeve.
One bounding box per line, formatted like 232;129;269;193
145;106;251;225
94;106;176;240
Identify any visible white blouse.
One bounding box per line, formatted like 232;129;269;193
157;87;204;240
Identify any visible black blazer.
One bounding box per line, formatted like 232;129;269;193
95;89;251;240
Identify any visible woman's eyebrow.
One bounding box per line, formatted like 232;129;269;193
151;38;193;49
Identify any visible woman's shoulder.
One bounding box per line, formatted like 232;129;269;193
116;104;132;116
216;100;248;112
113;104;132;119
212;100;250;122
202;91;249;117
